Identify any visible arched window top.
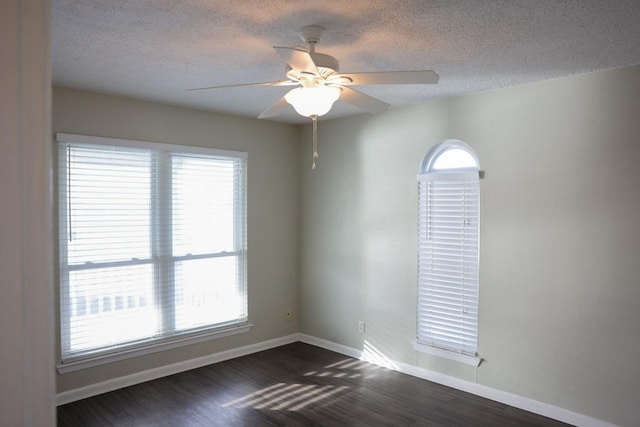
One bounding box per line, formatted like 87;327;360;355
419;139;479;173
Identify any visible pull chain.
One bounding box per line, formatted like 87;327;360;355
311;114;319;170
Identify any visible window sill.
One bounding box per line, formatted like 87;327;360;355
57;322;253;374
413;341;481;367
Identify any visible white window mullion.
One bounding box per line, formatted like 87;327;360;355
155;150;175;337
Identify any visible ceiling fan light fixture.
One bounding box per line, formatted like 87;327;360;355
284;85;341;117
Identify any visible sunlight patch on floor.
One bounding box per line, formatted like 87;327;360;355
304;357;378;379
303;369;361;379
223;383;350;411
223;351;395;411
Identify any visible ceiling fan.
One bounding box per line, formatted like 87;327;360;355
188;25;439;168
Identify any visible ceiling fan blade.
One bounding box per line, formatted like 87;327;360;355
273;46;318;75
258;96;289;119
336;70;439;85
338;86;390;114
186;80;296;92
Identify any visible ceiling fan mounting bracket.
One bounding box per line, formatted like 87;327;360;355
300;25;326;45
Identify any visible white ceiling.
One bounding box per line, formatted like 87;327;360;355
52;0;640;124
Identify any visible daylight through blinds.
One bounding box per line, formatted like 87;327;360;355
57;135;247;363
417;141;479;356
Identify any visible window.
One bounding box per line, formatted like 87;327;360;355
415;139;480;366
57;133;248;369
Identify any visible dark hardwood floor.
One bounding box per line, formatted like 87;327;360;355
58;342;572;426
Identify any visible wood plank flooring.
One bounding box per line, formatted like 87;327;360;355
57;342;572;426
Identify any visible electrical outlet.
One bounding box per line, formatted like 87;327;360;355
285;310;292;321
358;320;365;334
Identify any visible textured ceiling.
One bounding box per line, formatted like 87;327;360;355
52;0;640;124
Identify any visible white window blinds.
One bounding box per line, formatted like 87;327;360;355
57;134;247;363
417;171;479;355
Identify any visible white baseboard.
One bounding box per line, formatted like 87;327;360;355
298;334;617;427
57;333;616;427
56;333;300;406
299;334;363;359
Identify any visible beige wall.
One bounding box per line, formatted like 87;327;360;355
53;87;301;393
299;65;640;427
1;0;55;425
52;64;640;426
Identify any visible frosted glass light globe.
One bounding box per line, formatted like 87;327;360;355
285;86;341;117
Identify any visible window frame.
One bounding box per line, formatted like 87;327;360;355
56;133;251;373
414;139;481;367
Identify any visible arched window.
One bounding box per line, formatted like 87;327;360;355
415;139;481;365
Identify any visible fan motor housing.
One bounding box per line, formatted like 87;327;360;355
310;52;339;76
285;51;339;82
